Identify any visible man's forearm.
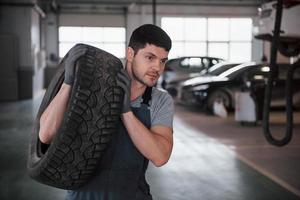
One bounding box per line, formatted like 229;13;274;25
39;83;72;144
121;111;173;167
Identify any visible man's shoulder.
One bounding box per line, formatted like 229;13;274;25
152;87;172;99
151;87;173;105
150;87;174;128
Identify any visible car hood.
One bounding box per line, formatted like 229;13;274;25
182;76;229;87
168;73;201;84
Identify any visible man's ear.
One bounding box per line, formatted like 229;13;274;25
126;47;134;62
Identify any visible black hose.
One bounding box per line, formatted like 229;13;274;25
262;0;294;146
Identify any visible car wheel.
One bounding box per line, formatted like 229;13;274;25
27;44;124;189
206;90;231;112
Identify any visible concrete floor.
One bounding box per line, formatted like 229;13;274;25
0;97;299;200
148;105;300;200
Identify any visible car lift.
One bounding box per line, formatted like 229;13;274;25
259;0;300;146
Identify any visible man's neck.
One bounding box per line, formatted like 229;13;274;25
130;80;146;101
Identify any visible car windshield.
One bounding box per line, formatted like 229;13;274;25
166;56;225;70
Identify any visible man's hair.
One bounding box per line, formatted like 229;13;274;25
129;24;172;54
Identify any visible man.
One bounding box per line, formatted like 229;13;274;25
39;24;174;200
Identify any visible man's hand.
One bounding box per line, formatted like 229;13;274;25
117;69;131;113
64;44;87;85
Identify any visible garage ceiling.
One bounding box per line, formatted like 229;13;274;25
51;0;264;6
39;0;265;14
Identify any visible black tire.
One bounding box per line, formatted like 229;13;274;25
206;90;231;112
27;44;124;189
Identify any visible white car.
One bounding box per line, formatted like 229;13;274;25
165;62;240;99
159;56;224;89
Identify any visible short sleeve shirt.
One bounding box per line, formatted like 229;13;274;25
131;87;174;129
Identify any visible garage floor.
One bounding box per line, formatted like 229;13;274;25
0;97;299;200
148;105;300;200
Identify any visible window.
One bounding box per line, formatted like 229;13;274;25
208;43;228;60
59;26;126;58
180;57;204;69
161;17;252;62
161;18;207;58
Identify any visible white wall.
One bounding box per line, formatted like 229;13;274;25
45;13;59;67
31;9;44;99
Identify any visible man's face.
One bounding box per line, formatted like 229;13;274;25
128;44;169;87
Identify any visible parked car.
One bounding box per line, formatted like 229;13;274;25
159;56;224;89
166;62;240;98
173;62;300;111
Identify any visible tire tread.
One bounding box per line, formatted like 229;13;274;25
28;45;123;189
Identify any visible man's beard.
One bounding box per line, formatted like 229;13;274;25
132;68;157;87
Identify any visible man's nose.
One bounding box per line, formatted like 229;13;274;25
153;60;163;71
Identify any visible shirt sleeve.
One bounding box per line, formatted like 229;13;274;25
150;90;174;129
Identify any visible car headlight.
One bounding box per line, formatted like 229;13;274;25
191;84;210;91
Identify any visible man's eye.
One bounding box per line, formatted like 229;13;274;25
146;56;153;61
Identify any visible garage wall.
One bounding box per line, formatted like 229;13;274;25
0;5;44;100
47;4;261;60
126;4;263;62
44;12;126;87
59;14;125;27
45;3;292;88
44;4;264;87
44;12;59;87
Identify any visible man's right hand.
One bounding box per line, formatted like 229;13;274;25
117;69;132;113
64;44;87;85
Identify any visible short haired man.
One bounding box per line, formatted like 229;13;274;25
39;24;174;200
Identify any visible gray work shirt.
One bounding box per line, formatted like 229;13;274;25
131;87;174;129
